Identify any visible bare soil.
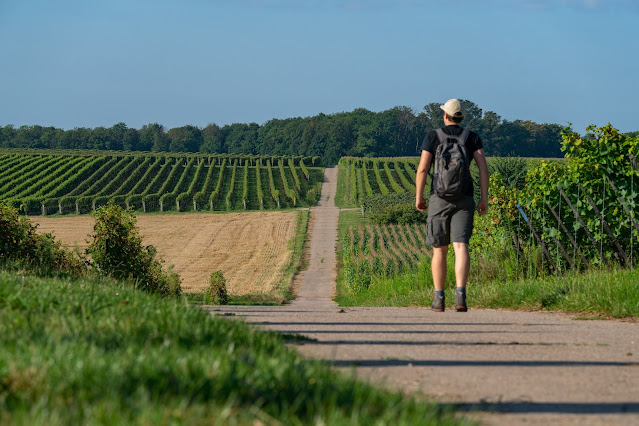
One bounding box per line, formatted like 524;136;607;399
33;211;298;294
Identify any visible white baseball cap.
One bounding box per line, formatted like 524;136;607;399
440;99;465;118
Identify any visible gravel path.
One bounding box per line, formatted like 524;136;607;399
207;166;639;425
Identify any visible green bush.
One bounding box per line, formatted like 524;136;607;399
0;202;84;275
305;182;322;204
205;270;228;305
87;204;182;296
362;193;427;225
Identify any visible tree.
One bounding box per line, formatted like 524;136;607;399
0;125;16;147
123;128;140;151
167;125;202;152
139;123;168;152
106;122;127;151
223;123;258;154
201;123;224;153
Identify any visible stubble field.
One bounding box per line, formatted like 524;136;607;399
33;211;298;294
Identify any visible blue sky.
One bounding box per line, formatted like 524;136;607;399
1;0;637;133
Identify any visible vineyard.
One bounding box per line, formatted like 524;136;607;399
336;157;422;208
341;221;429;291
0;149;323;215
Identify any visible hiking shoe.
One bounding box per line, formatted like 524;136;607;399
455;291;467;312
431;293;445;312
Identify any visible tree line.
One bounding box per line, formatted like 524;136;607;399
0;100;595;164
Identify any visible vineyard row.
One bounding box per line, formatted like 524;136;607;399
338;157;421;207
0;152;324;215
341;223;428;291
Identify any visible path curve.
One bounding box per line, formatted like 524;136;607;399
208;166;639;425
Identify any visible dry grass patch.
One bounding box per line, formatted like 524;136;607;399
33;211;298;295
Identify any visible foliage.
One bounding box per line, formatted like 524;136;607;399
521;125;639;268
87;205;182;296
0;202;84;275
205;270;228;305
488;157;529;190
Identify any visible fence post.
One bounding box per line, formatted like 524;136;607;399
629;153;638;171
516;204;560;275
577;183;631;267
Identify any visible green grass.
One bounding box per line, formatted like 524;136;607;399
0;270;468;425
470;267;639;318
334;164;353;208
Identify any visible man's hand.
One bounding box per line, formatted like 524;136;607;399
416;197;427;212
477;199;488;216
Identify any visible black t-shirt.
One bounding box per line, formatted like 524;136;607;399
420;125;483;197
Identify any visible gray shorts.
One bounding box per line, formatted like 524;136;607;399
425;195;475;247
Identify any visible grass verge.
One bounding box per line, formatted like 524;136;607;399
0;270;467;425
334;164;353;208
337;256;639;319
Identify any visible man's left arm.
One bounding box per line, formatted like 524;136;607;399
473;149;489;216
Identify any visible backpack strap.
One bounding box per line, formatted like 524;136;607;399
436;128;470;145
458;128;471;145
435;128;448;145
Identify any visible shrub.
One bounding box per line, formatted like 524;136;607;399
205;270;228;305
305;183;322;204
0;202;84;275
87;204;182;296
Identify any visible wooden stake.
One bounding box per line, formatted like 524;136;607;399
546;202;590;268
516;204;560;274
577;183;630;267
605;176;639;237
558;187;608;266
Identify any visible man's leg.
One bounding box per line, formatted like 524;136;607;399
452;242;470;311
431;245;448;311
431;245;448;290
452;242;470;288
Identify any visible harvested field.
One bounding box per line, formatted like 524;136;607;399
33;212;299;294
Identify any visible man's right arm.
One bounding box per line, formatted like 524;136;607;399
416;150;432;211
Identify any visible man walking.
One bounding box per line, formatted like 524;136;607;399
415;99;489;312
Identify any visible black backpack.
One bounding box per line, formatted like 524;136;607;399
430;128;472;201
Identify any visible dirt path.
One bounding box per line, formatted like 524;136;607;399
291;166;339;308
208;166;639;425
